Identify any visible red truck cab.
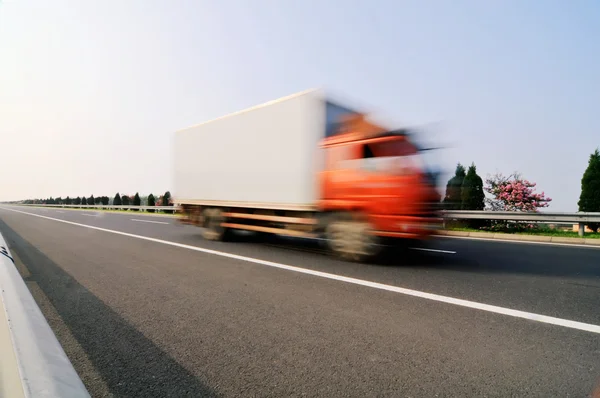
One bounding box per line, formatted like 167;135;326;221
317;114;441;260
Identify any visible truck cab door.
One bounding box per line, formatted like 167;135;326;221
320;144;363;206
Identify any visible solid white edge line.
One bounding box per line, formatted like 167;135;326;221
434;234;600;249
410;247;457;254
131;219;169;225
3;206;600;335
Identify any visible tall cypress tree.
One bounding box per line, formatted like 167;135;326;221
163;191;173;213
113;193;122;206
443;163;466;210
163;191;171;206
133;192;141;211
147;193;155;213
461;163;485;210
578;149;600;232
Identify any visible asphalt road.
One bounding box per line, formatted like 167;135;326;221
1;205;599;397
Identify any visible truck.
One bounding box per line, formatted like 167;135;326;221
174;89;441;262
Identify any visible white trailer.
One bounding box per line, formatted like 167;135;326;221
173;89;360;210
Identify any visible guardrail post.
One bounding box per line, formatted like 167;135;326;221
579;222;585;237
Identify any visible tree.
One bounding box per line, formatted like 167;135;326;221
65;196;72;205
147;193;155;212
578;149;600;232
113;193;122;206
162;191;173;213
133;192;141;210
81;196;87;205
101;196;109;205
94;196;102;205
461;163;485;210
443;163;466;210
122;195;130;206
485;172;551;212
88;195;95;206
56;197;62;205
74;196;81;205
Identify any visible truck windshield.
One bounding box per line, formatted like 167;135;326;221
362;139;424;175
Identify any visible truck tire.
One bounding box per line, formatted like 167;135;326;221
202;208;231;241
325;213;381;262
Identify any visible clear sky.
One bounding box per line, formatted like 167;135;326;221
1;0;598;210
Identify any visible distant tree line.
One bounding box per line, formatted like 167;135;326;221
21;191;174;213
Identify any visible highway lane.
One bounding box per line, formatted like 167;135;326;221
8;206;600;326
1;206;599;397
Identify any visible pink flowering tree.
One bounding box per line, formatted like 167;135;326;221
484;172;552;212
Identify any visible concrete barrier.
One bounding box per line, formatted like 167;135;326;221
0;231;90;397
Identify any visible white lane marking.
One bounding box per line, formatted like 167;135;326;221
131;219;169;225
410;247;457;254
435;234;600;250
81;214;98;217
4;206;600;335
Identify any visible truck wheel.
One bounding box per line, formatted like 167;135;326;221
325;213;381;262
202;208;230;241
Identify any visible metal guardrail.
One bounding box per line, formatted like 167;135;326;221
11;205;600;235
14;205;600;222
441;210;600;236
19;205;600;221
0;232;90;397
441;210;600;223
17;204;175;211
